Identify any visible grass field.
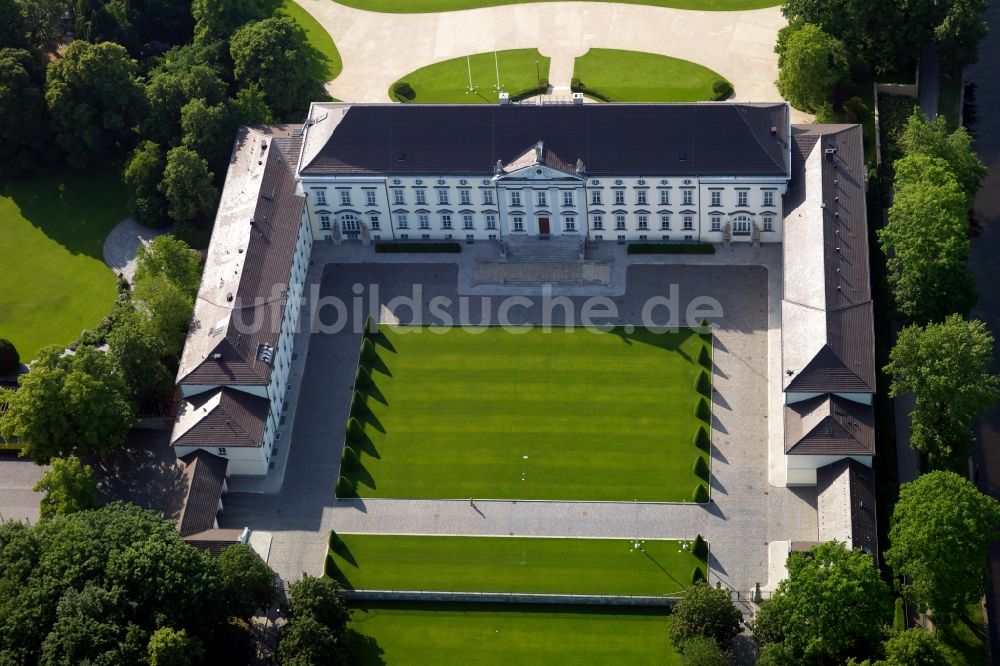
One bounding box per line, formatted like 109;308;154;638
281;0;343;82
337;0;779;12
327;534;706;596
573;49;728;102
0;168;127;362
346;603;681;665
343;325;711;501
390;49;550;103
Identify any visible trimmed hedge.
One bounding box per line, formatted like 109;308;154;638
341;446;359;471
693;456;709;479
360;338;377;365
374;241;462;254
336;475;356;498
893;597;905;633
691;567;706;584
627;243;715;255
346;416;365;444
711;79;733;101
692;535;708;561
692;483;709;503
392;80;415;102
695;370;711;396
694;426;711;451
350;390;367;418
509;77;549;102
570;78;614;103
0;339;19;375
694;397;711;422
697;345;712;369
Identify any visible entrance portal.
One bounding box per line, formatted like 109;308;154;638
538;217;550;235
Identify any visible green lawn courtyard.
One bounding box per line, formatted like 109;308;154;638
573;49;729;102
337;0;778;12
342;325;712;502
281;0;343;82
327;534;707;596
390;49;549;103
346;603;681;665
0;168;128;362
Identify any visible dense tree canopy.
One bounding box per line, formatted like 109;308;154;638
124;140;169;227
217;543;279;619
775;23;849;113
192;0;271;44
0;48;46;177
134;235;204;299
877;628;949;666
886;471;1000;621
45;40;144;168
884;315;998;468
279;575;351;665
899;110;987;206
32;456;99;521
132;275;195;359
106;308;174;402
0;346;135;463
147;627;205;666
142;61;227;147
180;97;232;176
753;541;891;664
668;582;742;652
160;146;219;224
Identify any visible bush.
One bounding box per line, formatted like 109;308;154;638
679;636;727;665
693;456;709;479
355;366;372;390
509;77;550;102
0;339;20;375
335;476;355;498
691;567;706;584
692;535;708;561
695;397;711;422
345;417;365;444
341;446;359;471
893;597;905;633
695;370;711;396
392;81;415;102
697;345;712;368
328;531;345;551
360;338;376;365
711;79;733;101
670;582;741;654
374;241;461;254
694;426;711;451
350;390;367;418
627;243;715;255
692;484;709;503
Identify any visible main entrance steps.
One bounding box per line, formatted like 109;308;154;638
503;236;583;262
476;237;610;286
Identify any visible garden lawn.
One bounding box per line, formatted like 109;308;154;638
345;325;711;501
0;168;127;361
328;534;706;596
337;0;777;12
390;49;549;103
281;0;343;82
573;49;727;102
346;603;681;665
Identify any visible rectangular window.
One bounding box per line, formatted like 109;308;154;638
512;216;524;231
565;216;576;231
536;191;547;207
562;191;574;206
217;447;227;455
415;189;427;205
441;214;452;230
460;190;472;205
396;213;408;229
614;190;625;205
592;215;604;230
392;189;405;205
463;214;474;230
659;214;671;230
319;215;331;230
682;189;693;206
764;217;774;231
314;189;328;205
511;191;522;207
637;214;648;230
485;214;497;230
711;215;721;231
764;191;774;207
615;214;626;230
338;190;350;206
738;191;748;207
637;190;647;205
418;213;430;229
369;215;380;230
659;190;670;205
483;189;495;205
365;190;377;206
710;191;721;207
591;190;602;205
683;215;694;230
437;189;449;205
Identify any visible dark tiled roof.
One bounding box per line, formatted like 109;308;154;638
786;305;877;393
176;450;228;537
817;458;878;562
183;528;245;557
785;394;875;455
171;387;269;448
299;103;790;177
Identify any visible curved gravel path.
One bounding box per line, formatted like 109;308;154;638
102;217;173;284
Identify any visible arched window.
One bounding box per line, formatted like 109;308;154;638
733;214;752;235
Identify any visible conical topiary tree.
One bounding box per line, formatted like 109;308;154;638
360;338;377;365
691;566;706;584
695;369;711;396
692;535;708;560
341;446;359;471
350;390;367;418
364;314;378;336
693;456;709;479
698;318;711;339
694;426;711;451
355;366;372;390
346;417;365;443
695;397;711;422
329;531;345;551
697;345;711;369
692;483;709;503
336;475;355;498
0;339;19;375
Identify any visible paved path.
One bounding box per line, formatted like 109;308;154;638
0;456;46;525
102;217;173;283
918;45;941;120
294;0;806;120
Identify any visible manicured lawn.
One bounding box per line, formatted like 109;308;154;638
0;168;127;362
573;49;727;102
344;325;711;501
327;534;706;596
336;0;778;12
281;0;343;82
346;603;682;665
390;49;550;103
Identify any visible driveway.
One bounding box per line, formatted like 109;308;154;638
294;0;806;120
0;455;45;524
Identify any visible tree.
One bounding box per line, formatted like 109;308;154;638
130;0;196;46
668;582;742;650
287;575;350;633
16;0;71;53
142;62;227;147
192;0;270;43
885;471;1000;622
752;541;891;663
32;456;99;521
73;0;137;51
124;140;169;227
132;276;194;358
277;615;345;666
230;16;325;120
0;0;31;52
884;315;998;468
228;83;274;127
160;146;219;223
775;23;849;113
0;48;46;177
39;584;141;666
0;338;20;374
217;544;278;619
678;636;727;666
878;158;975;324
147;627;205;666
180;97;232;176
879;628;949;666
106;309;174;402
900;110;987;205
134;235;203;299
0;345;135;463
933;0;989;69
45;40;144;168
